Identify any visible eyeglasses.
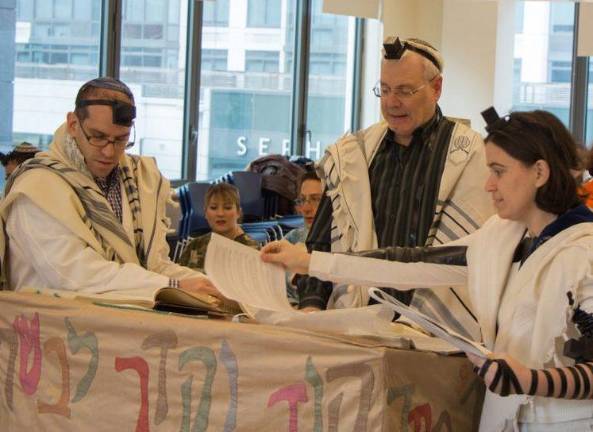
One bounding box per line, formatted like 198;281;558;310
372;75;439;99
295;195;322;207
78;120;136;149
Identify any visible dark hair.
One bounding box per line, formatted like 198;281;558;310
0;142;39;167
74;77;134;122
299;170;320;186
1;152;32;167
204;183;241;211
485;110;581;215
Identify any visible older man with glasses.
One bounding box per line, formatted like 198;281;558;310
295;36;494;341
0;77;218;300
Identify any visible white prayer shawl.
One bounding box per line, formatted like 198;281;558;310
319;119;493;341
308;215;593;429
0;123;178;285
466;216;593;431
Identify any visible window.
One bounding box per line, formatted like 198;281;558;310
512;1;575;126
2;0;361;185
17;0;33;21
247;0;281;28
202;49;228;72
54;0;73;20
74;0;92;20
4;0;102;189
120;0;189;180
35;1;52;19
303;0;356;160
245;50;279;73
550;60;571;83
198;1;293;180
146;0;165;23
203;0;229;27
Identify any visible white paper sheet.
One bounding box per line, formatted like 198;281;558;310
369;287;491;358
204;233;295;316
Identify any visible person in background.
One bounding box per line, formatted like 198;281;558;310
284;170;322;305
579;146;593;208
0;142;39;180
262;109;593;431
0;77;217;299
284;170;323;244
178;183;258;272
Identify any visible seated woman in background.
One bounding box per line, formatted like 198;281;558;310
179;183;258;271
262;110;593;431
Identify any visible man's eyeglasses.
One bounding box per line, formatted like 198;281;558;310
78;120;136;149
295;195;322;207
372;75;439;99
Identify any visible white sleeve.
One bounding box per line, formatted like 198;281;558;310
308;250;468;290
7;196;171;295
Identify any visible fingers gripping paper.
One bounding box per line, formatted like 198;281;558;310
369;288;491;358
204;233;295;317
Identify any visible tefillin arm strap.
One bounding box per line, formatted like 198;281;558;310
475;292;593;399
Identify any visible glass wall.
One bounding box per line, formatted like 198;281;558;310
9;0;102;151
196;0;295;180
120;0;188;179
304;0;356;162
512;1;575;126
1;0;361;184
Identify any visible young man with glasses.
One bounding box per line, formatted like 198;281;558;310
296;37;494;341
0;77;218;300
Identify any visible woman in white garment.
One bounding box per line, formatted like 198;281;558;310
261;109;593;432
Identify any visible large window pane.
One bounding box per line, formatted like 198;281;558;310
247;0;281;28
512;1;574;126
3;0;102;185
304;0;356;160
197;0;295;180
203;0;229;27
120;0;188;180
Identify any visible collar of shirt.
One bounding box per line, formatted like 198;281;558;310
385;105;443;151
94;168;120;197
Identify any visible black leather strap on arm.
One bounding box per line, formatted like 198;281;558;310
350;245;468;266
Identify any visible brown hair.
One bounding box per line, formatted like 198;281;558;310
204;183;241;211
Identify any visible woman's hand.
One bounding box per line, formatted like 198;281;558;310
260;240;311;275
467;352;532;396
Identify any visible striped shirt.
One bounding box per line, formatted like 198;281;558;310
298;108;455;309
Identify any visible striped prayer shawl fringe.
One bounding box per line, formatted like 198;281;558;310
120;157;147;267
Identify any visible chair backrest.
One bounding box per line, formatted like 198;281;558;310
186;182;212;235
233;171;265;221
176;184;191;239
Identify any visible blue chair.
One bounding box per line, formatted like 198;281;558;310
186;182;211;236
243;228;271;246
277;215;305;231
233;171;265;221
176;184;191;239
242;221;282;240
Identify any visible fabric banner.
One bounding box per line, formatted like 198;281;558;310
0;291;483;431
